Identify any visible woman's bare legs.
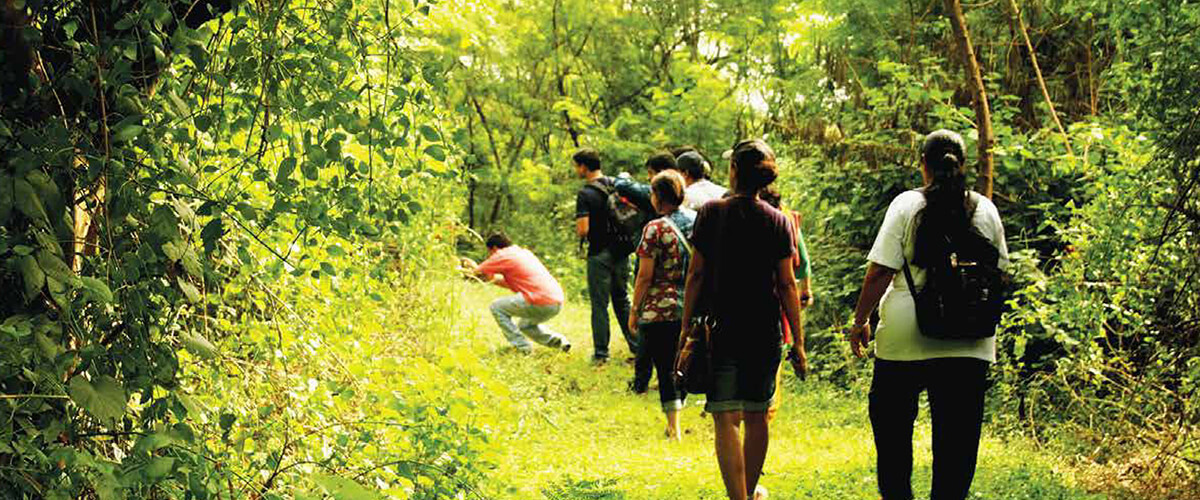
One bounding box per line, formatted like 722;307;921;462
743;411;770;496
666;410;681;441
714;411;748;500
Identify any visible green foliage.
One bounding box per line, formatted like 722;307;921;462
2;0;1198;496
542;478;626;500
0;0;479;496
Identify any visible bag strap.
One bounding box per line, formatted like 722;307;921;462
661;214;691;258
586;178;614;197
901;255;920;299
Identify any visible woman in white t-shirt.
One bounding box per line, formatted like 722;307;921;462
848;130;1009;500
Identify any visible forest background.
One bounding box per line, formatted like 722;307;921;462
1;0;1198;498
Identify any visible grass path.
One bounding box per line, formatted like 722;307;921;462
442;281;1102;499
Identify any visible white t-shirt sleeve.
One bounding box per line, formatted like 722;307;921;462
867;192;917;270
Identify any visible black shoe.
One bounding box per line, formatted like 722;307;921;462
591;356;609;366
628;379;649;394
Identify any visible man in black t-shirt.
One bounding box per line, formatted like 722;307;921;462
573;148;637;366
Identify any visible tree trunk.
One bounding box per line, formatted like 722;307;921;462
551;0;581;147
467;177;477;229
1007;0;1073;156
943;0;995;198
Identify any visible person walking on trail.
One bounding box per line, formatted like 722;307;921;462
759;186;814;416
678;149;728;211
849;129;1009;500
463;233;571;354
614;151;678;393
753;186;815;500
680;139;808;500
614;151;676;214
573;148;638;366
628;170;695;439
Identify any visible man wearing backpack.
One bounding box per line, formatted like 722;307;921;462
574;148;643;369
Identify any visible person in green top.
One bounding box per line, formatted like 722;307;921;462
760;186;813;304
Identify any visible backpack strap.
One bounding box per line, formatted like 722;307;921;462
901;255;920;298
586;178;614;196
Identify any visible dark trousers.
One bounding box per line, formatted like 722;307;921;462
869;357;989;500
586;249;636;360
640;321;686;408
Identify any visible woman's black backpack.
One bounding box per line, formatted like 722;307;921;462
901;196;1006;340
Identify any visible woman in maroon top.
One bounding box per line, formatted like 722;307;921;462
680;139;808;500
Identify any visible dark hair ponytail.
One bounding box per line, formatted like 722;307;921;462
730;139;778;193
913;129;970;268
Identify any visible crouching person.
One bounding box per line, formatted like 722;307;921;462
467;233;572;354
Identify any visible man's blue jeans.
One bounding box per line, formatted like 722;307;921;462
583;247;648;383
489;295;567;353
586;249;639;362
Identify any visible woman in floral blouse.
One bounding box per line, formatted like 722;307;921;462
629;169;696;440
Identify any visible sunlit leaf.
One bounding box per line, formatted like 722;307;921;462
68;375;127;424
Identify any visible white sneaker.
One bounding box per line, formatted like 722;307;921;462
753;485;768;500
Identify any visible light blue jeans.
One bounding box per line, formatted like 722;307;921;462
489;295;567;352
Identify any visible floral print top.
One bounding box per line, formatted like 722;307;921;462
635;208;696;325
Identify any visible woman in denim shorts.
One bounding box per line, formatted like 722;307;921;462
681;139;808;500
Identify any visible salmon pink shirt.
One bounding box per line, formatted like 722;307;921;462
476;246;565;306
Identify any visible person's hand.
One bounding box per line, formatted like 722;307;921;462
799;291;815;309
457;257;479;280
628;312;639;338
848;323;872;358
787;347;808;380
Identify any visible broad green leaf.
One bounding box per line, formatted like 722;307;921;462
181;250;203;278
162;241;184;261
181;331;218;359
133;432;176;455
423;145;446;161
13;178;48;227
301;161;319;181
37;249;74;283
80;277;113;303
142;456;175;480
312;474;382;500
177;277;202;303
18;255;44;300
320;262;336;276
418;124;440;142
113;120;144;143
68;375;127;424
25;171;63;216
34;332;59;358
276;157;297;184
167;91;189;116
200;218;224;253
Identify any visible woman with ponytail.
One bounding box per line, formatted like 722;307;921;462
848;130;1010;500
680;139;807;500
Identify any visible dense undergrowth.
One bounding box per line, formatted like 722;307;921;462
3;0;1199;497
